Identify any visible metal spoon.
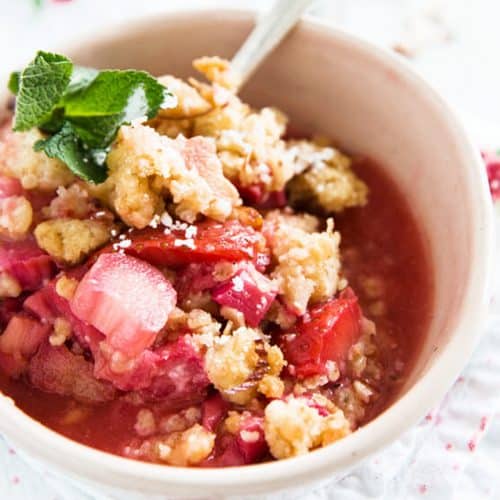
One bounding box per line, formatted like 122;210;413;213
231;0;316;89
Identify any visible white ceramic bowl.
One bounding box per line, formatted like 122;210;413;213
0;9;494;498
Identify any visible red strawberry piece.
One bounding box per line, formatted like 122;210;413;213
0;296;24;328
175;263;221;303
212;265;277;327
239;183;287;209
175;261;252;303
238;184;266;206
234;415;267;463
201;392;229;432
119;220;269;269
280;287;362;378
26;190;56;212
482;150;500;200
24;288;55;322
208;415;267;466
93;348;159;392
94;335;210;409
141;336;210;406
206;434;245;467
71;253;177;357
0;238;55;291
254;251;271;272
0;352;23;378
0;315;50;377
260;190;287;209
28;342;116;404
0;176;23;199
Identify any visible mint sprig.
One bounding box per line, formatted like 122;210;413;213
9;51;175;183
34;123;107;183
13;52;72;132
62;70;168;148
8;72;20;95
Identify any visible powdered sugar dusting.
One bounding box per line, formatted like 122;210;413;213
174;238;195;249
113;239;132;250
185;225;197;239
231;275;244;292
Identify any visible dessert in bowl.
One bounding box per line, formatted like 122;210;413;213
0;9;493;497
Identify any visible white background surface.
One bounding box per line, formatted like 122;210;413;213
0;1;499;499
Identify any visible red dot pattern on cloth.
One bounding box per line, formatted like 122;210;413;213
481;150;500;200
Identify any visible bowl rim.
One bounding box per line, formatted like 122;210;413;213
0;7;495;494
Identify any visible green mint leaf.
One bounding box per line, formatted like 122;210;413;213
61;70;174;148
68;114;124;149
9;51;176;183
88;147;110;167
35;123;107;183
8;72;20;95
39;107;65;133
64;70;167;118
35;66;99;134
13;51;73;132
66;66;99;95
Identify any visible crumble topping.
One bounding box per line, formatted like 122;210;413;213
0;195;32;238
0;129;74;190
0;272;22;298
0;55;403;470
34;218;112;265
264;396;351;459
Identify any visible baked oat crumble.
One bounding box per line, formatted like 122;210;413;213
0;53;427;469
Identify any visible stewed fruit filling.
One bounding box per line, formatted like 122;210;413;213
0;53;431;466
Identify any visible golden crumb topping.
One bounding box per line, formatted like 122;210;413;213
193;56;241;91
287;141;368;213
205;327;261;404
34;218;112;265
0;128;74;190
96;124;241;227
49;317;72;347
55;275;79;301
0;195;32;238
265;211;341;314
153;424;215;466
0;272;22;298
264;396;350;459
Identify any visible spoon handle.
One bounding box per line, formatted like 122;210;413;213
231;0;315;89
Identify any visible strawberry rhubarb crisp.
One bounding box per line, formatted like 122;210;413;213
0;53;431;466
